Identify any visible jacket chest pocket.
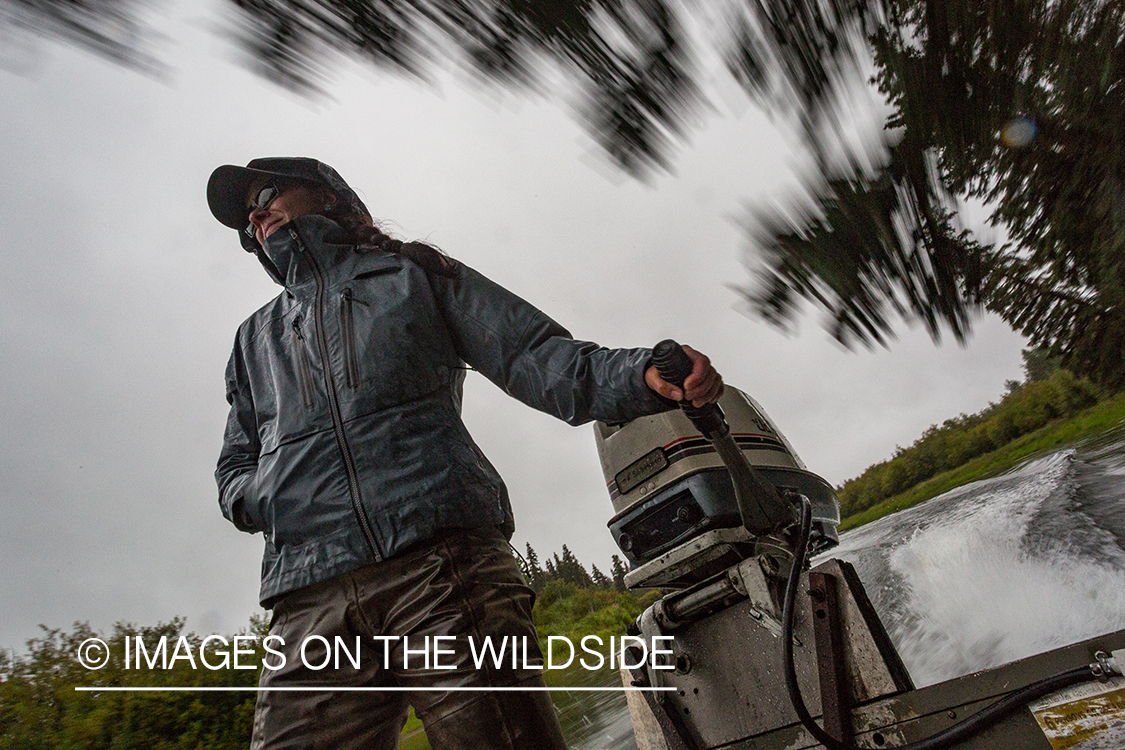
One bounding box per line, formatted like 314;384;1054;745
290;316;318;409
250;311;328;453
339;288;362;389
336;280;451;402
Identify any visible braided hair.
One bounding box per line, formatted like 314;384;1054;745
322;188;460;279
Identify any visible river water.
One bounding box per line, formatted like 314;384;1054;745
564;427;1125;749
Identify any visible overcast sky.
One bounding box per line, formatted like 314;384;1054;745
0;1;1027;652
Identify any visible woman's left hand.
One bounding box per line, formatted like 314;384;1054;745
644;345;724;407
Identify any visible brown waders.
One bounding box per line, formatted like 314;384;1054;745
250;529;568;749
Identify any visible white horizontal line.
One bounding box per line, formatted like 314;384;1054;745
75;686;676;693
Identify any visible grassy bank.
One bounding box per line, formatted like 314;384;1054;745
839;389;1125;531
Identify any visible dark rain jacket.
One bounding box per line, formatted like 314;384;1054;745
217;214;671;605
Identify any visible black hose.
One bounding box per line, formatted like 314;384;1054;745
782;497;1101;750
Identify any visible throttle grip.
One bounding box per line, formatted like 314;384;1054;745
652;340;727;438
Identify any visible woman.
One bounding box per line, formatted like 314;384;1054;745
207;157;722;749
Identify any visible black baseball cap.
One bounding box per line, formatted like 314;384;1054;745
207;157;371;232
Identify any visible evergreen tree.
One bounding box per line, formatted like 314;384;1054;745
748;1;1125;388
611;555;628;592
553;545;593;587
590;564;611;589
524;543;546;592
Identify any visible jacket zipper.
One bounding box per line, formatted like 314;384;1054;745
290;318;317;409
290;229;383;560
340;287;360;389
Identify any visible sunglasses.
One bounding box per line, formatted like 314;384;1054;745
243;179;322;240
248;183;283;214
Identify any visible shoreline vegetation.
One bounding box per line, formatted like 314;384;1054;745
0;557;659;750
837;367;1125;531
6;358;1123;748
839;390;1125;530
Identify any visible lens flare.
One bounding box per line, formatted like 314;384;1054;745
1001;117;1038;148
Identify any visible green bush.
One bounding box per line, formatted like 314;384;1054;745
837;367;1105;519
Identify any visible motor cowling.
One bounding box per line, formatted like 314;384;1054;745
595;386;840;588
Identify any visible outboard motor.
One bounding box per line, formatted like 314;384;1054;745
595;372;840;589
590;344;911;750
590;344;1124;750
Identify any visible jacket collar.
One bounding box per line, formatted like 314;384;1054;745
258;214;355;288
